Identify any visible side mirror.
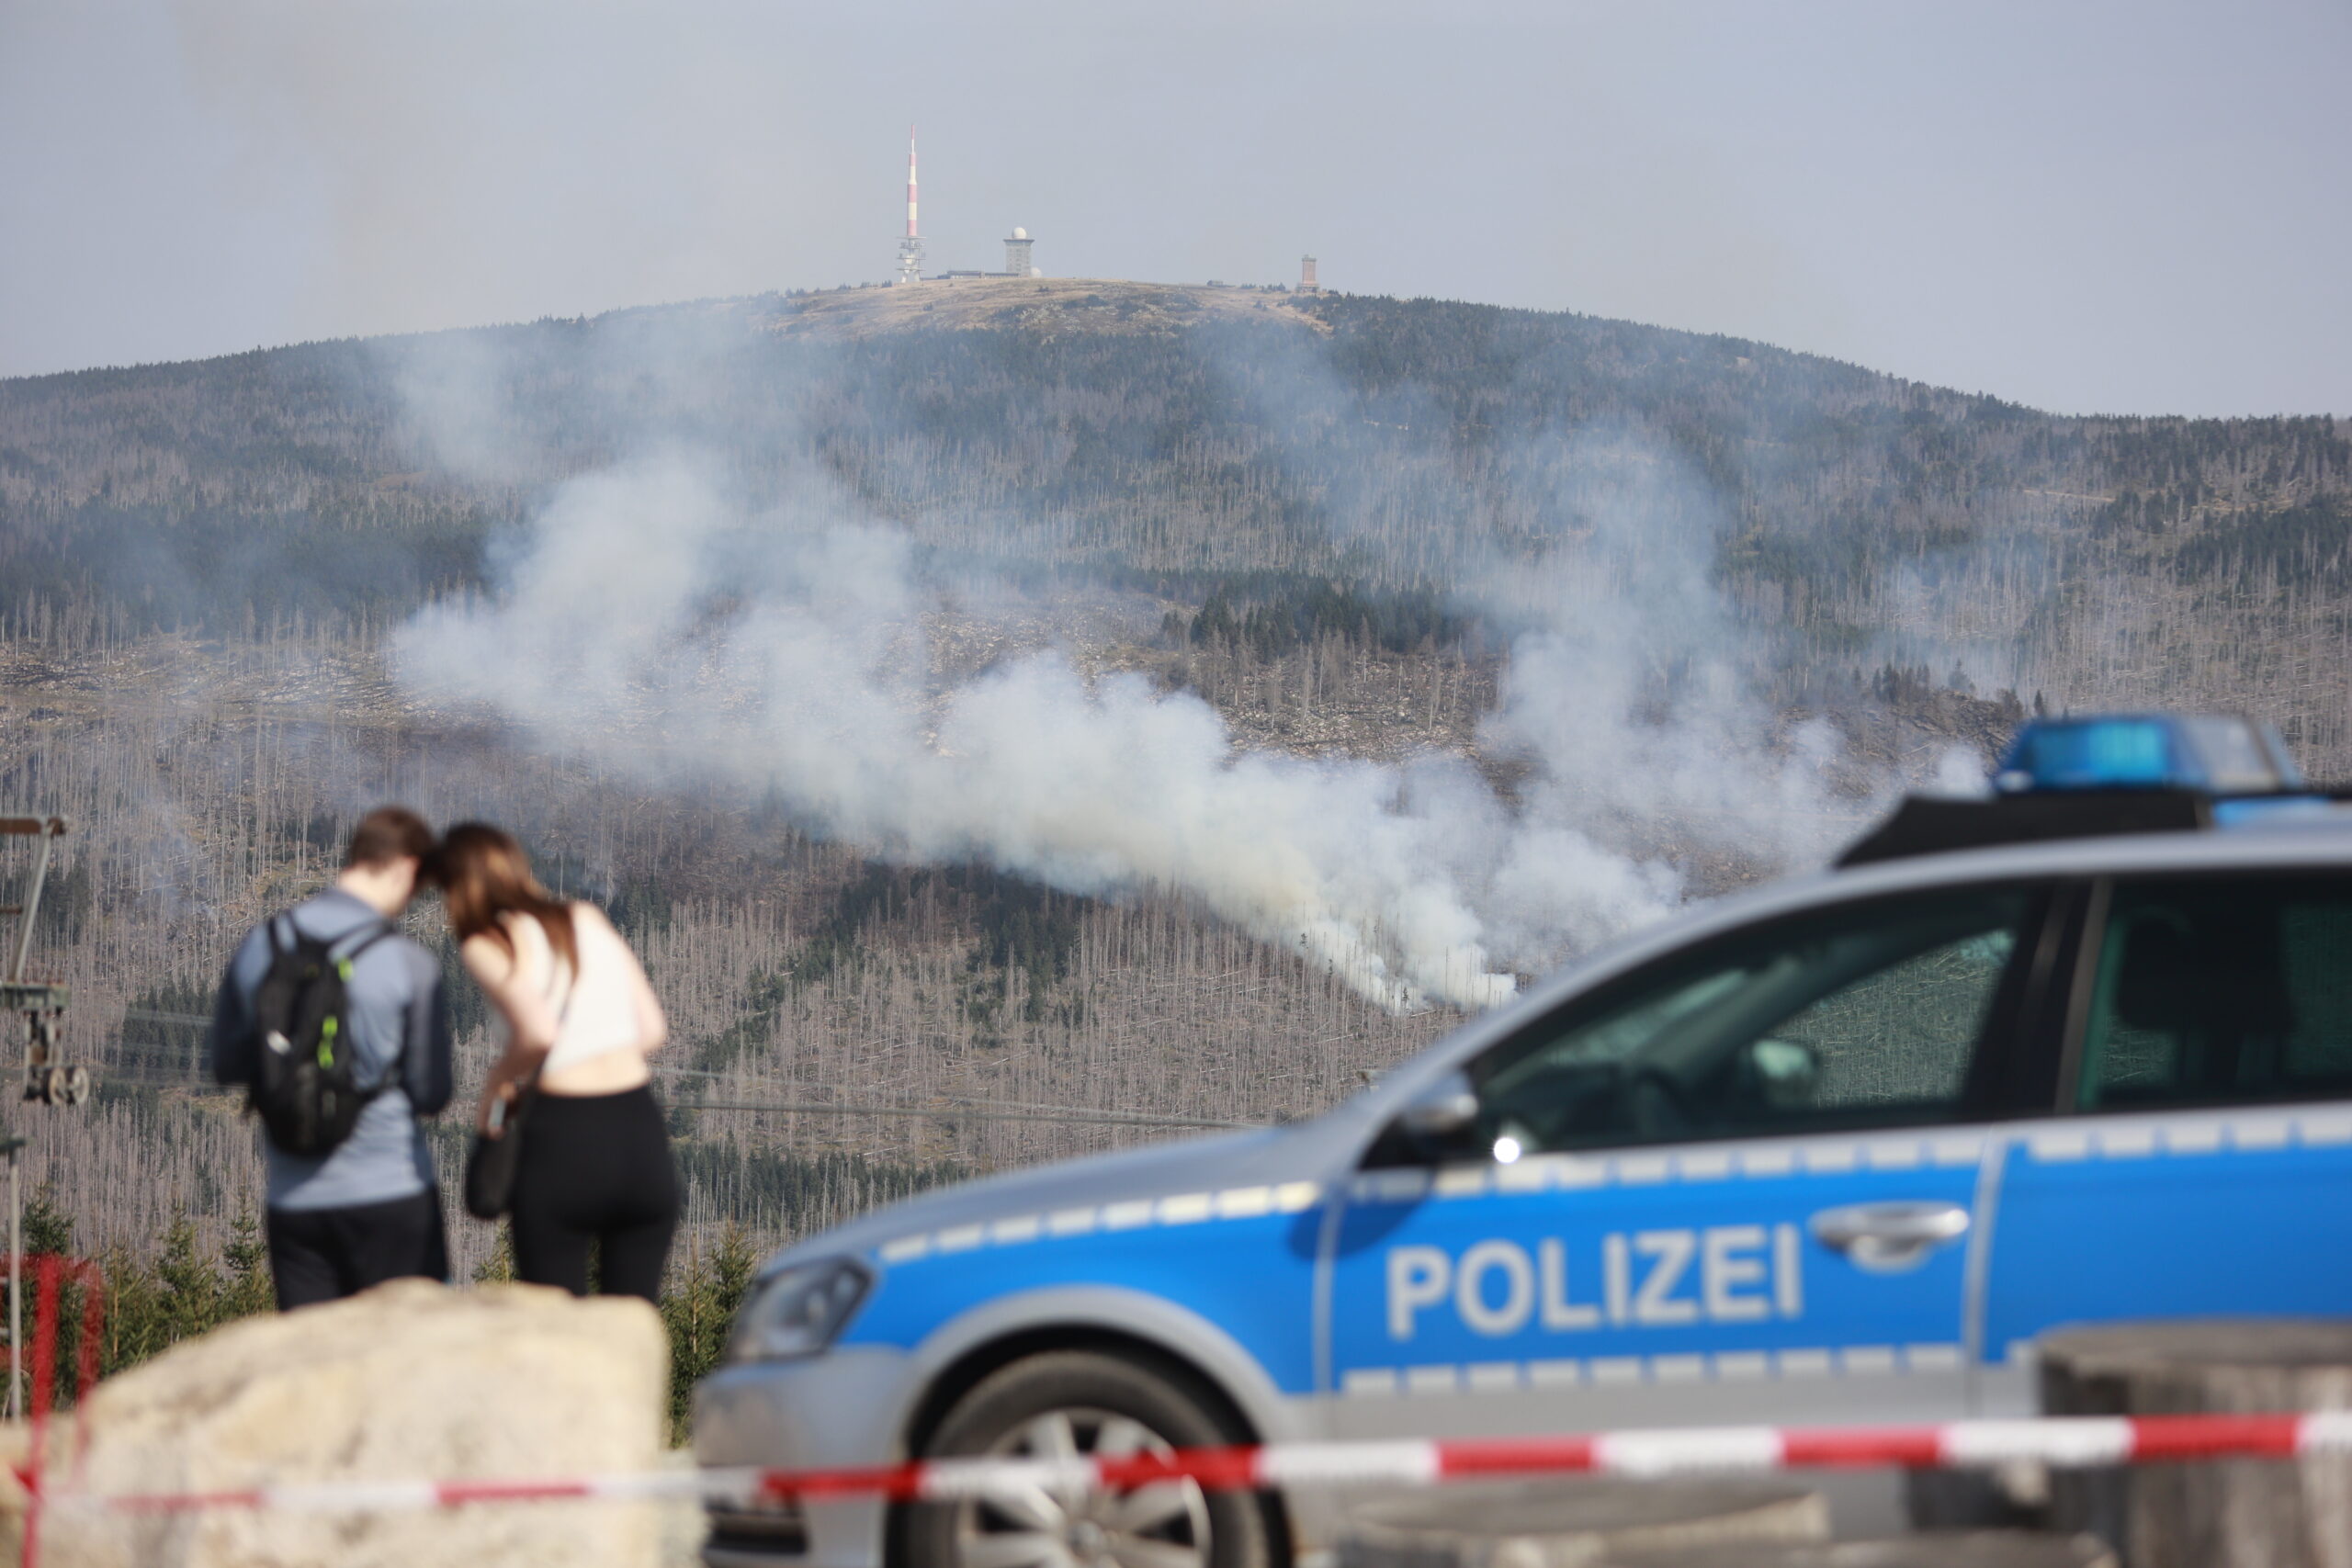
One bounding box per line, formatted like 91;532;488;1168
1739;1037;1820;1110
1396;1069;1479;1140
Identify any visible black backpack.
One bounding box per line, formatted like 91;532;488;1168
248;915;396;1156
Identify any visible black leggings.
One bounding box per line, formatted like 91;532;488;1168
510;1085;681;1302
268;1190;449;1311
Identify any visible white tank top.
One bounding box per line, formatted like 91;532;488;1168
502;904;645;1072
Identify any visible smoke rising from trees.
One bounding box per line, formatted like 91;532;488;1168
9;285;2343;1283
390;369;1861;1011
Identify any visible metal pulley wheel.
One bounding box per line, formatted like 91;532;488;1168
24;1063;92;1105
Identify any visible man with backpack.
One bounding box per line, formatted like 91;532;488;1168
208;807;455;1309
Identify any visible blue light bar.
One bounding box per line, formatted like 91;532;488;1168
1995;714;2303;795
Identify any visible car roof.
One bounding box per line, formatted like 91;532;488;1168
1355;816;2352;1122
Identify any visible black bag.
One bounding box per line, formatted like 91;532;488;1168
463;1077;537;1221
463;944;570;1221
248;915;395;1156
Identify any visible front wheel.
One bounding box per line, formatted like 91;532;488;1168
903;1350;1274;1568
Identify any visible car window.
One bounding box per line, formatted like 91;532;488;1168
2079;875;2352;1111
1467;887;2036;1156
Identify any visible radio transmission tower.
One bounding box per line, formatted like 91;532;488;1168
896;127;925;286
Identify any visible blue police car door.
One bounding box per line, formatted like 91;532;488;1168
1326;884;2053;1438
1983;871;2352;1398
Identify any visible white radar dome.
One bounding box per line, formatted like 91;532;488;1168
1012;227;1028;240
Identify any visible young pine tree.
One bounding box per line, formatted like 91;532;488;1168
662;1224;760;1443
222;1205;274;1320
473;1224;517;1284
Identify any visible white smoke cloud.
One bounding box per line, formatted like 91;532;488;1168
1471;434;1858;871
391;420;1870;1015
399;452;1507;1010
375;298;1934;1016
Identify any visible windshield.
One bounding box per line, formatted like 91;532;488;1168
1464;887;2035;1156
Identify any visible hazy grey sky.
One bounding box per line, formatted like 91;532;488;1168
3;0;2345;416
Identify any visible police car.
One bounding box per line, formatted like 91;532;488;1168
695;714;2352;1568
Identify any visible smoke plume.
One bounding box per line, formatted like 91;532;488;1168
393;414;1863;1014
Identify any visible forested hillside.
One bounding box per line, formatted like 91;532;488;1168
8;281;2346;713
4;277;2348;1291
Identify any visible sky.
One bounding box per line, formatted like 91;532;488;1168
2;0;2346;418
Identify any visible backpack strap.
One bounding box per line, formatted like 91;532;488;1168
325;918;400;1096
265;912;387;961
331;920;396;963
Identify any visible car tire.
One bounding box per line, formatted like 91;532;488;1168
904;1349;1275;1568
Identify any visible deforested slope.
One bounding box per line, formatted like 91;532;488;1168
4;281;2348;1277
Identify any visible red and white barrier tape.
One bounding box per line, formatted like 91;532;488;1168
48;1412;2352;1517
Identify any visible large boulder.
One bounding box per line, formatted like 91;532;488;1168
40;1279;671;1568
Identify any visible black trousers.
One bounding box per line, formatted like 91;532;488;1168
509;1085;681;1302
266;1189;450;1311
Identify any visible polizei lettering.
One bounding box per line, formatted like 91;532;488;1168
1385;1225;1804;1341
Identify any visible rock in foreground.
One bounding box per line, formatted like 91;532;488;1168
46;1279;668;1568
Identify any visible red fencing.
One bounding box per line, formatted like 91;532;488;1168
13;1265;2347;1551
40;1409;2352;1519
6;1255;107;1568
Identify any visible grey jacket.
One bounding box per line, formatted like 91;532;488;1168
208;888;455;1212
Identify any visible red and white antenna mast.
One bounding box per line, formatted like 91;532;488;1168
895;125;925;285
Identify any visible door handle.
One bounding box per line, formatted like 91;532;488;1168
1808;1201;1970;1274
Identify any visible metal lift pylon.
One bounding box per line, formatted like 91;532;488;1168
3;814;92;1419
2;816;85;1109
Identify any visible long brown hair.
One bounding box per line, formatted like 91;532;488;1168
430;822;577;972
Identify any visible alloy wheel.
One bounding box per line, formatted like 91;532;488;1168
953;1405;1212;1568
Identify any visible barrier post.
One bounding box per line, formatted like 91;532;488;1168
8;1143;21;1421
21;1255;58;1568
6;1254;106;1568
